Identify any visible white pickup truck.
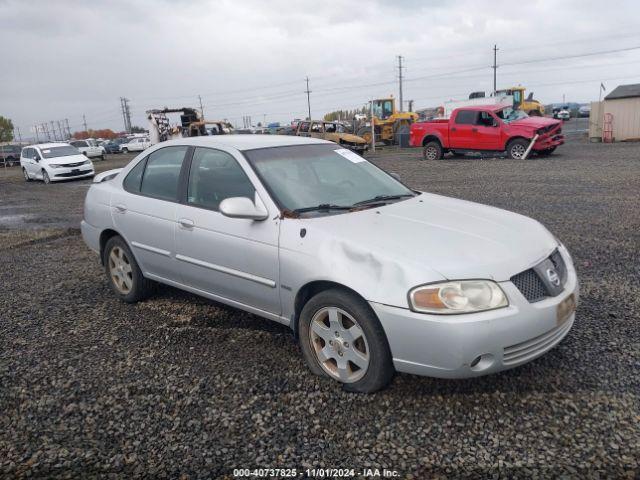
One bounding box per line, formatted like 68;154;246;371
69;140;105;160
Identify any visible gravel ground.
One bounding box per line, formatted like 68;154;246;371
1;137;639;479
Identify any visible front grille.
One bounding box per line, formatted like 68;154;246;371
511;269;548;302
503;319;573;365
511;249;567;303
54;169;92;178
63;161;87;168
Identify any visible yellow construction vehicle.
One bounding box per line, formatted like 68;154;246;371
356;97;418;144
495;87;545;116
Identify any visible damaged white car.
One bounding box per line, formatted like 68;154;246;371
81;136;578;393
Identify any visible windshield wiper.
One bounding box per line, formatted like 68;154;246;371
292;204;353;214
352;193;415;207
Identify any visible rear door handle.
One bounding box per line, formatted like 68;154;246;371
178;218;194;229
114;204;127;213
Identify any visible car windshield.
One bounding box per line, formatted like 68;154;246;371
40;146;80;158
244;144;414;214
496;107;528;124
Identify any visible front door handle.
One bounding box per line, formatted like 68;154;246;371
451;127;457;132
178;218;195;229
114;204;127;213
472;128;478;132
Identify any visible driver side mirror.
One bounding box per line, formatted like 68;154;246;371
219;196;268;221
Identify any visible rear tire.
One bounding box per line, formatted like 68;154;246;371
104;236;153;303
298;288;395;393
507;139;530;159
422;141;443;160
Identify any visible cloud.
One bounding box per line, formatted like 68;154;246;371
1;0;639;135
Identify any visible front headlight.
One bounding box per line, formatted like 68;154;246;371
409;280;508;314
49;163;64;169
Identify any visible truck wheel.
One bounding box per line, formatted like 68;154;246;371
423;141;443;160
298;288;395;393
528;110;541;117
507;139;530;159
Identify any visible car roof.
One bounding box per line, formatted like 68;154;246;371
155;134;333;151
27;142;72;149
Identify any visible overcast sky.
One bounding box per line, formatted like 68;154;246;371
2;0;640;137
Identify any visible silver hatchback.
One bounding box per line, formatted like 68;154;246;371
82;136;578;392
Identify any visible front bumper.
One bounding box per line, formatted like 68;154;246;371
534;134;564;151
371;248;579;378
49;166;94;181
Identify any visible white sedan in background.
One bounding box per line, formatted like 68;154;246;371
81;136;578;393
69;139;105;160
21;143;95;184
120;137;151;153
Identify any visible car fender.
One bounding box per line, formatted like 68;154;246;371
278;218;445;322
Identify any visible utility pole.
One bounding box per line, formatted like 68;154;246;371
56;121;64;140
50;121;57;141
33;125;40;143
397;55;404;112
65;118;71;138
369;99;376;153
15;127;22;142
198;95;205;119
82;114;88;133
305;77;312;120
120;97;132;133
492;44;499;95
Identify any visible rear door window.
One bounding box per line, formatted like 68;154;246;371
139;146;188;201
454;110;478;125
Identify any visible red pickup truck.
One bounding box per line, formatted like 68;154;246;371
410;104;564;160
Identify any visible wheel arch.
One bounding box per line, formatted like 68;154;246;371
506;135;531;148
99;228;125;266
421;134;442;147
292;280;371;340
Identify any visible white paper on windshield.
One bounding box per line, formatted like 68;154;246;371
335;148;365;163
42;149;51;153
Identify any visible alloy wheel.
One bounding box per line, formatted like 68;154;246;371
108;246;133;294
510;143;526;159
23;169;29;181
425;146;438;160
309;306;370;383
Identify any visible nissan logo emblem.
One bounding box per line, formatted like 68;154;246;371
546;268;561;286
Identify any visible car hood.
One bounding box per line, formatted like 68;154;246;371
43;154;89;165
326;133;367;144
308;193;557;282
508;116;561;130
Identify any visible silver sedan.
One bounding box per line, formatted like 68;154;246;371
81;136;578;393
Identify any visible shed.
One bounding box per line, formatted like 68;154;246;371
590;83;640;141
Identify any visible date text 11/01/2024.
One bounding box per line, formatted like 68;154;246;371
232;468;400;478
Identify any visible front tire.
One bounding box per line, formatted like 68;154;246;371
122;147;129;153
104;236;153;303
42;170;51;184
507;139;530;159
298;288;394;393
422;141;443;160
23;168;32;182
537;147;556;156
